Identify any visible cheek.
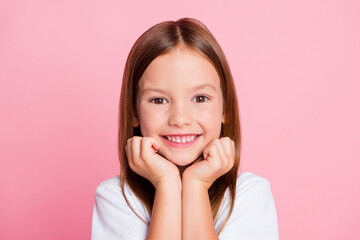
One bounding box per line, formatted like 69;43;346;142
138;106;164;135
195;104;223;133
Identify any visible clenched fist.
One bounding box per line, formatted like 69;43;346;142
125;136;180;189
182;137;235;190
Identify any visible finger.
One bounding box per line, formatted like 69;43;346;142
131;137;141;165
140;137;159;160
126;139;135;170
203;144;211;160
214;139;228;164
221;137;232;160
206;143;222;166
203;150;208;160
152;138;160;151
203;138;217;160
221;138;235;170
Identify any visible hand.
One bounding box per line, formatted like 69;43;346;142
182;137;235;190
125;136;180;189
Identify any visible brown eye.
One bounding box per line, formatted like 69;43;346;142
194;95;209;103
150;98;167;104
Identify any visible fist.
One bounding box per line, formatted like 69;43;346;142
183;137;235;189
125;136;180;188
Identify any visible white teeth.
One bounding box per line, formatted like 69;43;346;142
165;135;197;143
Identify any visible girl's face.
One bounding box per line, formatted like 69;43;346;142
134;44;224;168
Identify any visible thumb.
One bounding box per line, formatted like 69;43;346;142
142;137;160;155
203;152;208;160
203;148;210;160
152;139;160;151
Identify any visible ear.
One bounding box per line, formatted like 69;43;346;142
222;113;225;124
133;115;140;127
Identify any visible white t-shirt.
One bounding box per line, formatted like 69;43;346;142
91;172;279;240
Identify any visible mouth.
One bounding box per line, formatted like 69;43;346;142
161;134;201;148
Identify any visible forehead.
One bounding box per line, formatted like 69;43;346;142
138;46;221;91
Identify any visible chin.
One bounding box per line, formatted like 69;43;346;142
162;152;200;167
172;159;195;167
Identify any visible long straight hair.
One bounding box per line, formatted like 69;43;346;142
118;17;241;235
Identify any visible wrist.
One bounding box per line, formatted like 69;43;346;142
182;174;211;191
153;174;181;190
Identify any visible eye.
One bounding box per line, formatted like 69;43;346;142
193;95;209;103
150;97;168;104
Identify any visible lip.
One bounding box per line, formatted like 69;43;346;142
161;134;201;148
163;133;199;136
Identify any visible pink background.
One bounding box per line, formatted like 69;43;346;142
1;0;359;239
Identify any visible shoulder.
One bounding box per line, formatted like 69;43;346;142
94;175;149;217
235;171;272;198
215;172;279;239
94;176;128;207
236;171;270;183
95;175;135;199
216;171;272;216
95;175;122;199
91;176;150;239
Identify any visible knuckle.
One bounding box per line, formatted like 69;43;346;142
128;159;134;169
139;149;146;159
229;163;234;171
142;136;151;142
131;158;140;168
210;144;218;152
139;148;148;160
141;137;152;147
132;136;140;141
211;138;219;145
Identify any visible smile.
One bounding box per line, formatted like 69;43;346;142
161;134;201;148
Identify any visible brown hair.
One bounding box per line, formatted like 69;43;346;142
118;17;241;236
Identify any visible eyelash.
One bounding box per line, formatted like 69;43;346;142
150;98;168;104
193;95;209;103
149;95;210;104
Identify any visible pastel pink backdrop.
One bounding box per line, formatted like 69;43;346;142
1;0;359;239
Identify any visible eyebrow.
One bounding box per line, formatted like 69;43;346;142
192;84;217;92
141;84;217;94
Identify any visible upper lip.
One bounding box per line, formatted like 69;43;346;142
162;133;201;137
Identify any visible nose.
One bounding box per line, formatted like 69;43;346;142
168;102;192;127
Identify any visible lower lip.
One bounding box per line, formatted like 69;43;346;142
162;135;201;148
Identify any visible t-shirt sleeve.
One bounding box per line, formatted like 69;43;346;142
91;177;149;240
218;173;279;240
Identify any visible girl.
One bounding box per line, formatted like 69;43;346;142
91;18;279;240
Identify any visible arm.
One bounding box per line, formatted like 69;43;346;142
182;137;235;240
125;136;182;240
182;176;218;240
146;176;182;240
